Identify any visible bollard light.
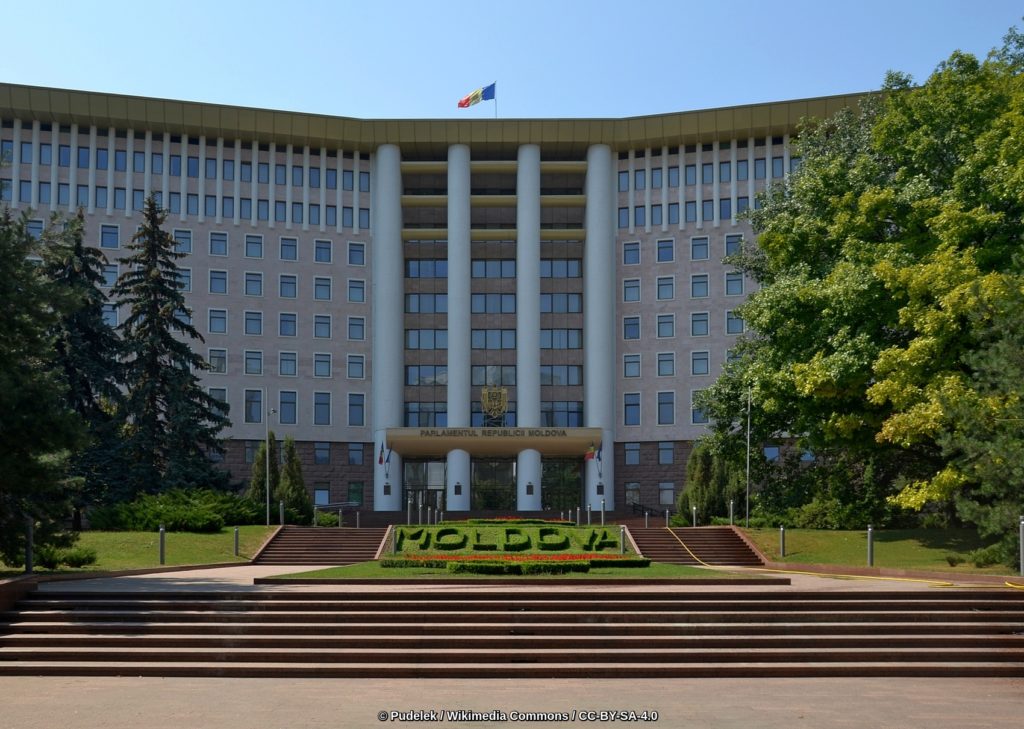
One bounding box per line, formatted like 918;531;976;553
645;511;649;529
407;495;413;525
779;526;785;558
1019;516;1023;577
867;524;874;567
338;508;343;528
729;500;734;526
619;525;626;555
279;499;285;526
356;511;360;529
587;504;592;526
692;505;697;528
601;499;606;526
665;509;669;528
233;526;239;557
159;524;166;565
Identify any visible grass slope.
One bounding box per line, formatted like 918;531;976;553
744;527;1011;575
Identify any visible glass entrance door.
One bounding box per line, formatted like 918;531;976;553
542;458;583;511
471;458;516;510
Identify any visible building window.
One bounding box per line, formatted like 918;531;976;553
348;393;365;426
619;353;640;379
241;235;261;258
702;162;713;185
618;170;629;192
314;442;330;464
772;156;784;178
279;237;298;261
244;441;258;464
314;392;332;426
625;483;641;505
473;329;517;349
726;311;745;334
668;166;679;187
764;445;781;462
348;317;365;340
720;198;732;221
691;237;709;260
244;390;262;423
624;393;640;426
102;304;118;327
657;352;675;376
279;312;297;337
617;207;628;228
98;225;118;249
314;487;330;506
244;351;262;375
726;271;744;296
209;270;227;294
209;232;228;256
691;274;709;298
314;315;332;339
657;276;674;300
702;200;714;222
634;169;645;190
244;311;262;336
657;314;674;338
754;158;766;180
347;443;363;465
348;279;365;303
278;390;297;425
315;239;332;263
656;239;674;262
208;309;227;334
657;391;675;425
279;274;298;299
659;483;675;506
692;390;709;424
280;352;297;377
623;317;640;340
737;159;748;181
346;354;365;379
623;241;640;265
685;201;697;222
691;350;710;375
622;279;640;302
658;441;674;465
348;242;365;266
471;259;516;278
668;203;679;225
726;234;742;257
634;207;646;227
314;277;332;301
691;312;709;337
101;264;118;288
540;401;583;427
245;272;263;297
624;443;640;465
313;353;332;378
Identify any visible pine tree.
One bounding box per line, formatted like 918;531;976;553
40;211;126;515
248;432;280;516
0;210;83;565
278;436;312;525
111;195;229;496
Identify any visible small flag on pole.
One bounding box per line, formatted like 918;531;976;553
378;443;385;465
458;82;496;109
584;443;596;461
595;443;602;463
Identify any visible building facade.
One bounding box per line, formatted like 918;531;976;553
0;83;860;513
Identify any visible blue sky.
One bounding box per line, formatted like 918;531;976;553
2;1;1020;119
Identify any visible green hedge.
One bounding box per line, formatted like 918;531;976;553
380;558;449;569
433;527;469;550
591;557;650;568
34;545;98;569
90;489;260;532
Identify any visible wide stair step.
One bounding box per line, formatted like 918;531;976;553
630;527;764;566
253;526;387;565
0;588;1021;678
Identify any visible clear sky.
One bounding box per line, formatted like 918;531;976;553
2;0;1020;119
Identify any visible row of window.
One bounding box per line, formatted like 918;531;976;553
241;439;364;466
623;391;706;426
403;292;583;315
209;349;364;379
2;139;370;191
151;268;366;303
623;351;713;378
618;199;750;228
623;235;742;264
404;365;582;387
623;312;744;340
0;180;372;228
209;310;363;339
617;156;800;193
622;272;744;302
239;389;364;427
403;259;582;279
402;401;584;427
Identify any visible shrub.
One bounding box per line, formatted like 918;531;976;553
380;558;448;569
34;545;61;570
520;560;589;575
60;546;98;568
501;528;532;552
447;561;521;575
945;554;965;567
315;511;339;527
536;527;570;551
591;557;650;568
968;545;1002;568
433;527;468;550
87;489;252;532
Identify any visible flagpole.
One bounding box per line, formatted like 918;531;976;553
493;81;497;119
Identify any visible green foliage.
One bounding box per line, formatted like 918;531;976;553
247;434;279;512
89;488;259;532
447;561;522;575
519;561;590;575
0;210;83;566
315;511;339;527
433;527;468;550
33;544;97;570
277;436;312;525
699;25;1024;545
676;440;745;522
111;196;229;497
380;558;448;569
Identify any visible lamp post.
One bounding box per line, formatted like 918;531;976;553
265;407;276;526
745;387;751;528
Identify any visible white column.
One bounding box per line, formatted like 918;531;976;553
516;144;542;510
86;127;97;215
584;144;616;510
334;148;343;233
249;140;259;227
143;131;153;203
161;132;171;213
285;143;294;230
643;149;651;234
660;145;668;233
107;127;116;217
353;151;361;232
372;144;404;510
729;140;737;227
29;121;40;208
783;133;791;180
70;124;80;213
712;141;720;229
446;144;472;511
215;138;224;225
197;135;206;223
48;128;59;214
695;142;704;229
301;145;310;232
267;142;276;230
232;139;241;226
318;147;327;233
747;136;755;208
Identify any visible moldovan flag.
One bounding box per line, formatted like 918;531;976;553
584;443;596;461
378;443;385;465
458;82;496;108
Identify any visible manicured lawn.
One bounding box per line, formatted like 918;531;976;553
744;527;1012;575
269;561;738;580
0;526;275;574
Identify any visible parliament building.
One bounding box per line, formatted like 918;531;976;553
0;83;861;513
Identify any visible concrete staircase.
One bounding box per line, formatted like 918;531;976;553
253;527;387;565
1;588;1022;677
631;527;764;566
